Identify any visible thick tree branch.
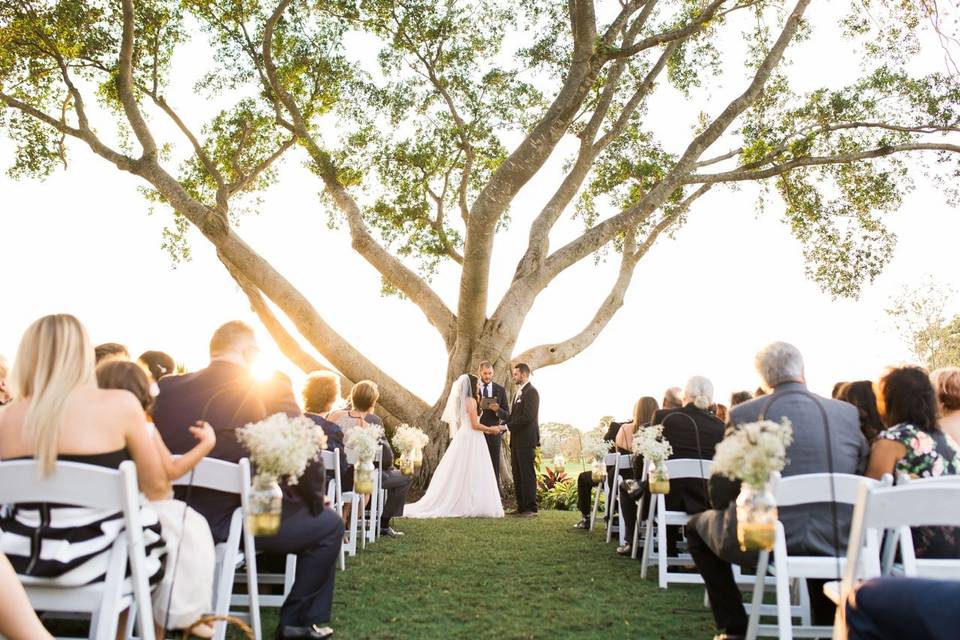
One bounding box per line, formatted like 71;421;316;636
118;0;158;159
686;142;960;183
260;0;457;348
604;0;727;59
514;185;711;370
146;91;226;195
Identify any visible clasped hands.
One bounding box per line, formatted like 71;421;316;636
489;425;508;435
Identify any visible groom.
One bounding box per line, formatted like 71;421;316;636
505;362;540;517
477;361;510;485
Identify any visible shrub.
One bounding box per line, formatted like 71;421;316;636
539;478;577;511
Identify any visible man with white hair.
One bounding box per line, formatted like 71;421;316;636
687;341;868;640
0;355;11;405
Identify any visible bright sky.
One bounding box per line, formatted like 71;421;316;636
2;5;958;430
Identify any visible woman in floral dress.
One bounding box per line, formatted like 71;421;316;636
866;365;960;558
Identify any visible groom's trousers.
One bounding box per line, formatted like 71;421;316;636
511;445;538;513
484;432;502;485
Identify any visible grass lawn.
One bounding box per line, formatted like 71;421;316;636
255;510;713;639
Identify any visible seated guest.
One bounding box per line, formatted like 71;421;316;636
714;403;729;423
832;381;847;399
96;360;217;637
573;410;632;530
837;380;885;443
687;341;868;640
845;577;960;640
328;381;411;539
95;341;130;364
618;376;724;556
0;354;11;405
866;366;960;558
931;366;960;446
138;350;176;384
152;321;341;640
730;390;752;407
303;371;349;490
0;552;54;640
0;315;168;633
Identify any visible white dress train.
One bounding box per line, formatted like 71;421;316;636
404;375;504;518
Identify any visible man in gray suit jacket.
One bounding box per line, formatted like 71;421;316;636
687;342;869;640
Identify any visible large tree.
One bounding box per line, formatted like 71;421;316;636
2;0;959;472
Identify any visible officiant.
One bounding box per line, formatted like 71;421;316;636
477;361;510;485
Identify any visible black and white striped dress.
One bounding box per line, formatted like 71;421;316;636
0;450;166;587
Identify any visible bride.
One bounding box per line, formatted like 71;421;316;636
404;373;506;518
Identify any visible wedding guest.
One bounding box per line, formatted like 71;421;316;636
95;341;130;364
96;359;217;637
138;350;176;383
931;366;960;445
730;390;752;407
866;366;960;558
152;321;341;640
328;381;411;538
837;380;885;443
573;400;656;530
303;371;350;490
687;342;868;639
714;403;729;423
0;315;168;632
663;386;683;410
0;354;11;405
617;376;723;556
845;577;960;640
477;361;510;484
832;381;847;399
601;397;660;538
0;552;54;640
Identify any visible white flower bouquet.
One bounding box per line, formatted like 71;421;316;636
345;424;381;463
712;419;793;486
583;434;613;462
237;413;326;484
632;425;673;463
392;424;430;454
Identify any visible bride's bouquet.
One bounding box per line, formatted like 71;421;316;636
237;413;326;485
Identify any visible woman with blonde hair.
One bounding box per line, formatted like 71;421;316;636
0;315;168;634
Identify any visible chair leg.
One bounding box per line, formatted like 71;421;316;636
606;477;619;544
657;498;668;589
630;498;643;560
283;554;297;600
243;531;262;640
212;544;236;640
799;578;812;626
640;499;656;579
589;483;601;531
745;550;770;640
775;557;793;640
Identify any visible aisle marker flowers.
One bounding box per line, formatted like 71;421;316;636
237;412;326;484
711;419;793;486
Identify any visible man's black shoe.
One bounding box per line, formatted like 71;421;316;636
380;527;405;538
573;518;590;529
275;624;334;640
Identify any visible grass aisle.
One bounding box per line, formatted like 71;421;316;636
259;511;713;639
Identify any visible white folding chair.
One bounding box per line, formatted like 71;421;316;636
606;454;634;544
640;458;713;588
629;459;650;560
881;474;960;580
831;478;960;640
345;448;377;550
170;457;261;640
0;460;156;640
745;473;882;640
589;453;618;532
320;449;349;571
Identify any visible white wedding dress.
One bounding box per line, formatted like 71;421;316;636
404;375;504;518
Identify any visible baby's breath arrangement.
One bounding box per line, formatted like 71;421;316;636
345;424;382;463
712;419;794;486
583;434;613;462
237;413;326;484
392;424;430;454
632;424;673;463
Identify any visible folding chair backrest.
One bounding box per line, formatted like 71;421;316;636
773;472;871;507
603;452;619;467
0;459;130;508
171;456;247;493
616;453;632;471
662;458;712;480
862;483;960;530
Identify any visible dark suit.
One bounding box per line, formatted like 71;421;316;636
506;382;540;513
477;380;509;484
153;361;343;627
686;382;869;636
306;413;351;492
363;414;412;530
